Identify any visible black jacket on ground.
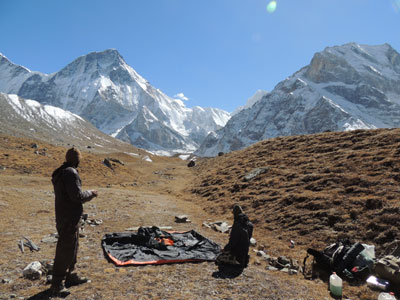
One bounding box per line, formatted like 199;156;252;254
224;213;254;266
52;163;94;227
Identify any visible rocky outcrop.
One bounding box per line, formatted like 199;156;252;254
196;43;400;157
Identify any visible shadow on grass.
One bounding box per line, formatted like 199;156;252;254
212;264;244;279
26;289;52;300
26;288;68;300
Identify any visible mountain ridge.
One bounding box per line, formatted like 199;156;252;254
195;42;400;157
0;49;230;154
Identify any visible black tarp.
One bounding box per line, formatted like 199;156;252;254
102;226;221;266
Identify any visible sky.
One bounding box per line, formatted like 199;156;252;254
1;0;399;113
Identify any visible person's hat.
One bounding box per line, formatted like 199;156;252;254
65;147;81;165
233;204;243;216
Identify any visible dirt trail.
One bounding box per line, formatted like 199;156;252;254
0;135;333;300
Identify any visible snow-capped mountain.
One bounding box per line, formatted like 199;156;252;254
0;50;230;154
0;92;136;152
232;90;268;116
196;43;400;156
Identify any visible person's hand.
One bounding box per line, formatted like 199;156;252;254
91;190;98;197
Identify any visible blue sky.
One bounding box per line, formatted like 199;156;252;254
1;0;399;112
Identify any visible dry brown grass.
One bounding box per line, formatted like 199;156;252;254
191;128;400;300
1;129;398;299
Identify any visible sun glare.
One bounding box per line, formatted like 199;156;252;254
267;1;277;13
393;0;400;13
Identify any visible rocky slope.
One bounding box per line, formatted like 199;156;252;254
0;50;230;154
196;43;400;156
0;92;137;153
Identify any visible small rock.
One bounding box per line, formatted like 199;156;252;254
218;152;224;156
94;219;103;225
1;278;12;284
250;238;257;246
288;269;298;275
202;222;211;229
103;158;113;169
46;275;52;284
175;215;191;223
187;160;196;168
9;294;16;299
244;167;268;181
289;240;295;248
212;222;230;233
31;143;39;149
41;234;58;244
278;256;290;266
266;266;279;271
23;261;43;280
109;158;124;166
280;268;289;273
257;251;271;261
256;250;265;257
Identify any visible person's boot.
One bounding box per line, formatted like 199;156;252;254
65;273;89;287
50;282;70;297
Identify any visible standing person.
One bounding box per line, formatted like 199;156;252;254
50;148;98;297
217;204;254;268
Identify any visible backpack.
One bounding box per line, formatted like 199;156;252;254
374;255;400;286
304;240;371;281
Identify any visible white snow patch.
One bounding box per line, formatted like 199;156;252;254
142;155;153;162
179;154;191;160
124;152;139;157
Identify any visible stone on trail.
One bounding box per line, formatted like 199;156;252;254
250;237;257;246
23;261;43;280
175;215;191;223
41;233;58;244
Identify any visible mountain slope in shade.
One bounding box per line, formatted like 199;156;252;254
0;92;138;153
0;51;230;154
196;43;400;157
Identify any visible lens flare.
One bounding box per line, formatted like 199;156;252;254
393;0;400;13
267;1;277;13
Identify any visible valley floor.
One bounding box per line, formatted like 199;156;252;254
0;133;383;299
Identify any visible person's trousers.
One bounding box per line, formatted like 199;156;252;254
52;223;79;285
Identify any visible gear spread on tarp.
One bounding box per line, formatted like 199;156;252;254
102;226;221;266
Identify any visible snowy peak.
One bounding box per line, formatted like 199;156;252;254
0;92;135;153
232;90;268;116
57;49;125;77
196;43;400;157
305;43;400;84
0;49;230;154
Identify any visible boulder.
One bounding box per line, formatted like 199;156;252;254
23;261;42;280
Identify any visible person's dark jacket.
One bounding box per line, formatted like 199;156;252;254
224;213;254;266
52;162;94;227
